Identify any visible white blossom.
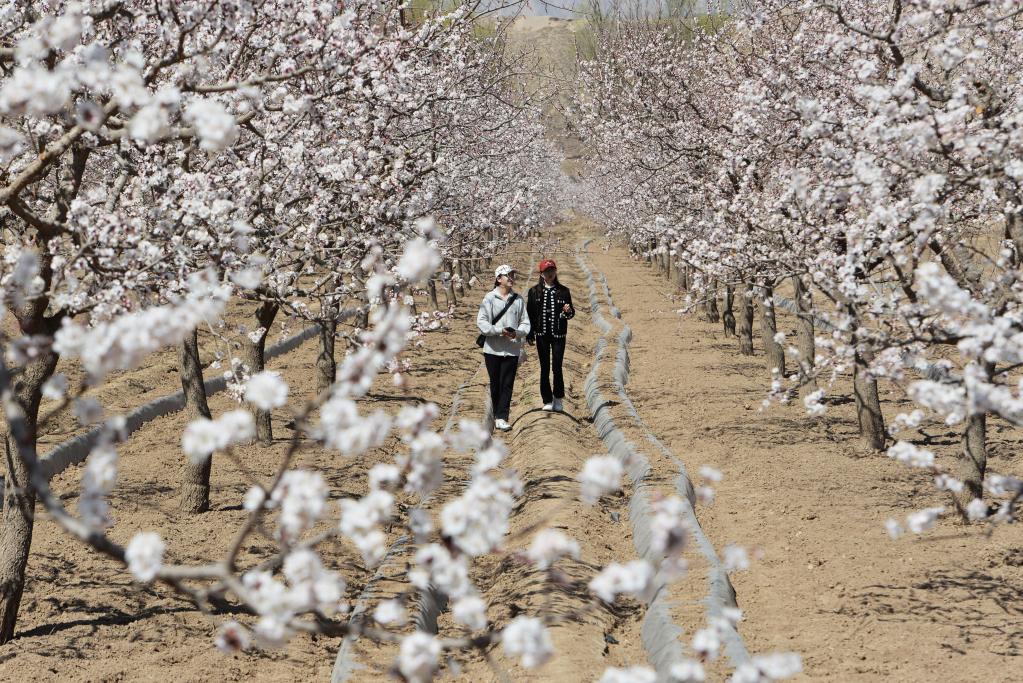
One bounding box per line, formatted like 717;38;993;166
669;659;706;683
965;498;989;521
42;373;69;401
396;237;442;284
245;371;289;410
722;544;750;572
125;532;164;583
691;627;720;661
441;473;519;556
905;507;944;534
526;529;580;570
598;667;657;683
398;632;441;683
271;470;329;539
588;560;654;603
579;455;623;504
502;616;553;669
451;595;487;631
374;599;408;626
214;621;252;653
184;99;239;152
181;410;255;463
887;442;934;469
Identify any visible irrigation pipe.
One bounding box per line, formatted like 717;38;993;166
577;242;752;675
330;360;484;683
38;325;319;482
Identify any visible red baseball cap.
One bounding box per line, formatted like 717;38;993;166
538;259;557;272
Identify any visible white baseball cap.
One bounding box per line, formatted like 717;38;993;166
494;264;516;278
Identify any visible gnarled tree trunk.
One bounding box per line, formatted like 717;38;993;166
427;279;440;311
737;283;755;356
454;257;465;297
792;275;817;394
704;280;720;323
316;315;338;394
245;301;280;445
957;361;994;511
443;259;457;308
722;285;736;336
958;411;987;510
853;344;886;451
759;283;785;378
0;336;58;643
179;329;213;513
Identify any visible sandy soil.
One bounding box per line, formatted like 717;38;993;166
0;284;486;681
584;228;1023;681
2;220;1021;682
0;235;652;683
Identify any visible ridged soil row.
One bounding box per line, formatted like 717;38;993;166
576;238;752;678
370;233;638;678
331;358;486;681
447;236;650;681
10;290;483;680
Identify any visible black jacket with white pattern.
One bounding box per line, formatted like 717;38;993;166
526;281;574;340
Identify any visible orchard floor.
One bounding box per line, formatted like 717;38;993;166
582;227;1023;681
1;220;1021;682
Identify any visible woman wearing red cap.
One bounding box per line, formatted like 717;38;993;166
526;259;575;412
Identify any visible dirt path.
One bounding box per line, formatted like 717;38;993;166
584;228;1023;681
336;228;652;681
0;232;659;682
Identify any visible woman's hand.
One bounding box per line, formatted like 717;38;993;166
501;327;516;339
562;303;571;313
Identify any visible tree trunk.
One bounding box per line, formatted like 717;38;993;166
179;329;213;514
957;411;987;509
454;259;465;297
792;275;817;394
722;285;736;336
737;283;754;356
443;259;457;308
759;284;785;378
956;361;994;510
245;302;279;445
0;345;57;643
427;279;440;311
704;280;720;323
853;345;886;451
316;316;338;394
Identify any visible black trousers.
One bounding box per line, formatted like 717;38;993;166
484;353;519;421
535;335;566;404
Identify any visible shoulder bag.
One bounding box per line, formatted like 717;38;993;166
476;293;519;348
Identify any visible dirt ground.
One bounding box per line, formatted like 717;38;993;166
1;217;1021;682
584;228;1023;681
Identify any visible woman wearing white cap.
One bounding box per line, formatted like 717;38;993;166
476;264;531;431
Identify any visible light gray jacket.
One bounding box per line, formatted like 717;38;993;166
476;288;530;356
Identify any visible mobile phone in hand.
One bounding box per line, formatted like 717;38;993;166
504;327;515;335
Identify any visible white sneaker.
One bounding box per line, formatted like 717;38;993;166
494;418;511;431
552;398;564;412
542;403;554;411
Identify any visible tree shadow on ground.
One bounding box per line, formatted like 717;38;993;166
16;602;193;640
850;567;1023;657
